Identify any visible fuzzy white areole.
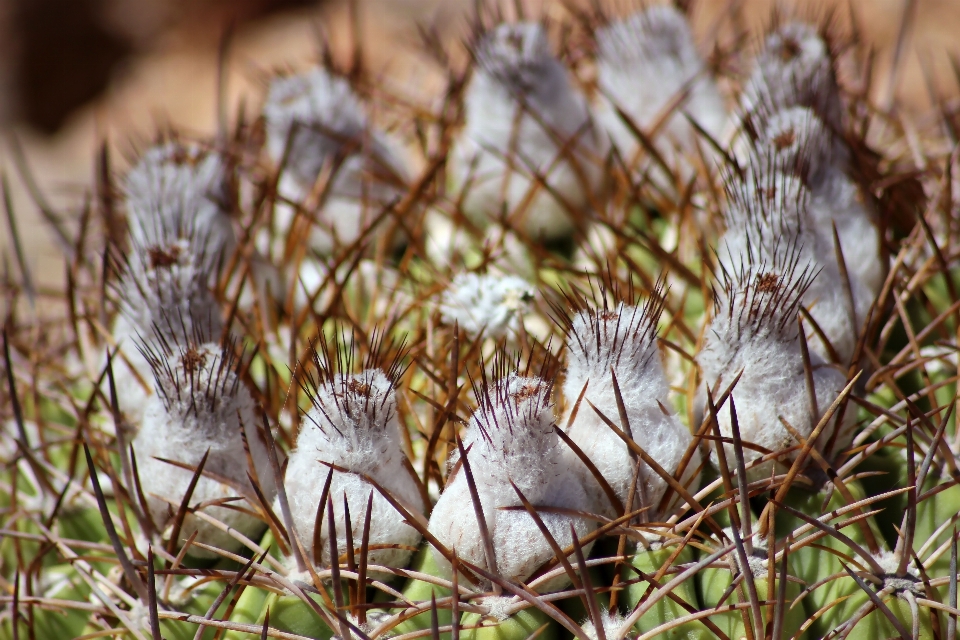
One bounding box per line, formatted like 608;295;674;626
560;293;698;521
438;272;535;340
428;372;595;591
450;21;606;243
262;67;410;257
132;338;275;558
594;5;728;184
124;141;237;267
740;22;844;134
698;250;855;479
282;365;424;572
751;106;884;302
718;169;868;365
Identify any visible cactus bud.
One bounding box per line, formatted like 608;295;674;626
133;337;275;557
451;21;605;242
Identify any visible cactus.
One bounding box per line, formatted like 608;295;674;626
1;2;957;640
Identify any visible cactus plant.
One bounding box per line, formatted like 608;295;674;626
1;3;958;640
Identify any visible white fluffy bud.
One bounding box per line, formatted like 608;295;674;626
118;236;224;347
124;142;236;263
428;373;595;589
132;339;275;557
754;107;883;300
262;68;409;255
109;228;224;429
283;366;424;570
595;6;727;163
698;254;854;477
740;22;843;131
719;170;867;364
439;273;534;340
451;22;606;241
561;297;696;519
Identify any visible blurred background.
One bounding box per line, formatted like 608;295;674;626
2;0;959;292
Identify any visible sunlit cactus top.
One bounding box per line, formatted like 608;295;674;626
741;21;843;130
464;372;559;501
124;141;235;255
595;5;727;150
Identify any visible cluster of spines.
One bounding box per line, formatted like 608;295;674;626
552;276;666;376
594;6;698;65
470;347;558;435
740;19;844;131
12;3;954;640
112;227;223;344
297;328;408;441
114;137;233;333
137;336;244;419
471;20;554;91
721;165;808;240
711;246;816;344
261;68;368;177
741;104;847;179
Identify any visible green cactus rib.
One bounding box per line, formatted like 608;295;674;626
622;540;712;638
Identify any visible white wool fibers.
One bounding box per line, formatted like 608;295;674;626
740;22;843;132
124;142;236;264
439;273;534;340
282;368;423;570
698;264;855;478
133;341;275;557
595;6;727;164
262;68;409;255
428;374;595;590
562;302;696;519
451;22;606;241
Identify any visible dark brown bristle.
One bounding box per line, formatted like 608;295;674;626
755;272;780;293
180;346;207;375
147;245;182;269
772;128;797;150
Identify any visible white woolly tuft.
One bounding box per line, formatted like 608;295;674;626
283;367;424;570
478;596;514;622
132;340;275;557
465;373;559;504
595;6;728;159
720;168;808;246
439;273;534;339
581;609;626;640
563;301;662;388
751;106;848;186
718;170;868;364
474;21;553;82
118;236;224;347
740;22;843;131
750;107;883;302
698;256;855;477
262;67;409;255
299;368;403;476
263;68;370;188
451;21;606;241
561;299;696;519
108;227;224;429
124;142;236;261
428;373;595;589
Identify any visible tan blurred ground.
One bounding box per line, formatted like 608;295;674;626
4;0;960;295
